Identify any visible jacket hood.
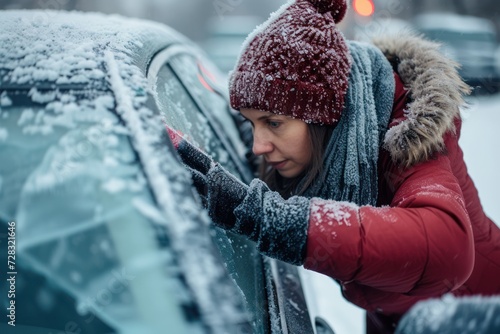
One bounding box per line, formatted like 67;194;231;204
372;33;471;167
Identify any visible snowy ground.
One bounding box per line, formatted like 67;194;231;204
460;93;500;226
301;92;500;334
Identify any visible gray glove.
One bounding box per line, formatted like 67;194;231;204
232;179;311;265
173;132;310;265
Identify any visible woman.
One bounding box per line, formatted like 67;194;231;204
169;0;500;332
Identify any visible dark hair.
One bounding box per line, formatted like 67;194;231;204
259;123;334;199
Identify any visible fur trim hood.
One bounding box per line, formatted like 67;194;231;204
372;34;471;167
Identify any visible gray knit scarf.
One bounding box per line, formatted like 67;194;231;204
302;41;395;206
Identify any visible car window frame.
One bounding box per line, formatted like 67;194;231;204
146;44;253;184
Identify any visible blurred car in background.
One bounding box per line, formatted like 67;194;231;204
0;10;336;334
351;17;416;42
414;12;500;95
203;15;261;76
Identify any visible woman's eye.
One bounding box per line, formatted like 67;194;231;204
267;120;281;129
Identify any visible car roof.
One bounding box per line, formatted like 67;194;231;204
0;10;191;90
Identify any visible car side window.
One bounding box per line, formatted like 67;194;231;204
168;55;245;161
154;62;239;175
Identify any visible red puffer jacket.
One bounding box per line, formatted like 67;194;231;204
304;37;500;333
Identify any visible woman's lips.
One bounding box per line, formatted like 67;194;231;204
269;160;287;169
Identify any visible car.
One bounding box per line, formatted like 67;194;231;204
351;17;416;43
203;15;262;75
0;9;336;334
413;12;500;95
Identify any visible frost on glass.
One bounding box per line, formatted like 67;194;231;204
167;55;246;169
10;109;200;334
1;91;13;106
156;65;223;159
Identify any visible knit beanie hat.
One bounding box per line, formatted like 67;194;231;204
229;0;351;125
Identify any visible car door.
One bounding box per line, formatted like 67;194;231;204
147;45;270;333
147;44;318;334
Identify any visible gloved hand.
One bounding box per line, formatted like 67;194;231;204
166;124;310;265
166;125;247;229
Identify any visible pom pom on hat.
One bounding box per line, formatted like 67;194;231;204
307;0;348;23
229;0;352;126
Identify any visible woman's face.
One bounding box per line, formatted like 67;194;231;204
240;108;313;178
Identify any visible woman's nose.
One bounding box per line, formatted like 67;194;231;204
252;131;273;156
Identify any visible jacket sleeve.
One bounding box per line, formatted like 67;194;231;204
303;144;475;297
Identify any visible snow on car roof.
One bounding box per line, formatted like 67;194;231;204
0;9;189;136
0;9;186;87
